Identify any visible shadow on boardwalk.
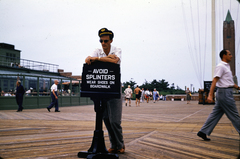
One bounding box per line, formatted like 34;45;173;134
0;101;239;159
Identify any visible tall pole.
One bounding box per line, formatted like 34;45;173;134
212;0;216;79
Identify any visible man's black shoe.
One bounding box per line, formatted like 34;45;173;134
47;107;50;112
55;110;60;112
197;131;211;141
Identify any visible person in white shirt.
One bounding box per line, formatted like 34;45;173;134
197;49;240;141
160;94;163;100
144;89;150;103
85;28;124;154
47;80;60;112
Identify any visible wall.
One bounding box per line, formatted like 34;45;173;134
0;96;93;110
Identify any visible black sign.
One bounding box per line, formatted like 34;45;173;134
204;81;218;92
204;81;212;92
81;61;121;98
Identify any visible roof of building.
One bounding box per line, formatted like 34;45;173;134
0;43;21;52
225;10;233;23
0;65;75;80
0;43;80;80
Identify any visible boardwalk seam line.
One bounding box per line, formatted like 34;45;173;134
177;106;208;122
126;130;157;146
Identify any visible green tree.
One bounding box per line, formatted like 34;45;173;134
139;79;170;91
140;79;151;90
159;79;169;90
170;83;175;90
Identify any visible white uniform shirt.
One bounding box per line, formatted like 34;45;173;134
51;84;58;92
91;46;122;65
214;61;234;88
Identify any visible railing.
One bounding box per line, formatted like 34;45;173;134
0;55;59;72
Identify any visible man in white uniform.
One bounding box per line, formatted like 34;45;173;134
85;28;124;154
197;49;240;141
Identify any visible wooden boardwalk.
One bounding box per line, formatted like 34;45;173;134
0;100;239;159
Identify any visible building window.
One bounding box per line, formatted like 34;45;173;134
6;53;9;62
10;80;15;91
3;80;8;92
5;53;17;62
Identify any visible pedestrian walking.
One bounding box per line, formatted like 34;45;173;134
152;88;158;103
145;89;150;103
197;49;240;141
185;87;191;104
140;88;145;103
134;85;141;106
124;85;132;106
16;80;25;112
47;80;60;112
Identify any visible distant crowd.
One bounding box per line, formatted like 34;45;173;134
1;90;15;96
123;85;165;107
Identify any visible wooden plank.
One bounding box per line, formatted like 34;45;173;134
0;101;239;158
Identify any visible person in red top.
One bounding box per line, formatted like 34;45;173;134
145;88;150;103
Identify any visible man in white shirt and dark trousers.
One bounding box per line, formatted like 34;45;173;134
197;49;240;141
85;28;124;154
47;80;60;112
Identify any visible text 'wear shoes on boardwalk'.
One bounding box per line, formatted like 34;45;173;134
197;131;211;141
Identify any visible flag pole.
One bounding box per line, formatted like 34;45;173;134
212;0;216;79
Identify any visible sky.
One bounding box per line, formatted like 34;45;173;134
1;0;240;91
